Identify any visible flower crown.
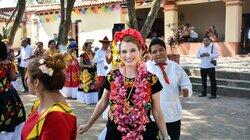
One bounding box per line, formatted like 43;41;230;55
114;28;147;51
39;59;54;76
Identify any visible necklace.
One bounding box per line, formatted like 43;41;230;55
126;79;135;101
109;62;151;140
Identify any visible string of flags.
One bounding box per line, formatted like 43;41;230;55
37;4;121;23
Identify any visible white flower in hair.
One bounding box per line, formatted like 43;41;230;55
39;59;45;64
39;64;54;76
39;65;47;72
47;68;54;76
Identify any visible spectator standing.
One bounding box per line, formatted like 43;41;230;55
15;38;33;93
93;36;112;100
196;37;219;99
68;38;78;57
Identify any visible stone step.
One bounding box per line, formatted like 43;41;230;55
184;68;250;81
192;83;250;98
189;76;250;89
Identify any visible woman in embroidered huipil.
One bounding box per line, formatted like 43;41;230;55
62;47;80;98
0;42;26;140
21;53;77;140
43;40;59;57
78;29;168;140
78;42;97;93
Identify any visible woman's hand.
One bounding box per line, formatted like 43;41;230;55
78;123;91;134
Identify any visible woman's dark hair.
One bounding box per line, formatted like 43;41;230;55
149;37;166;52
0;41;8;60
48;39;56;46
27;53;66;91
36;41;43;46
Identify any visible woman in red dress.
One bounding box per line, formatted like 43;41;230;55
21;53;77;140
61;47;80;98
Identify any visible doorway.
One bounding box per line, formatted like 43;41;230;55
241;13;250;54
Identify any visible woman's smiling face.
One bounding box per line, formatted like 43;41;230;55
120;41;141;67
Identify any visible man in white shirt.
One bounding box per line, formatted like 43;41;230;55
16;38;33;93
146;37;193;140
93;36;112;100
188;28;198;42
196;37;219;99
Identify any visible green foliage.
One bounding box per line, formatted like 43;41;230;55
2;26;12;39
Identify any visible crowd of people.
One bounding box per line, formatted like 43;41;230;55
169;23;219;43
0;27;219;140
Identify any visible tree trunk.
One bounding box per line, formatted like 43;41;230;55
5;5;18;27
63;0;76;45
127;0;138;29
57;0;65;45
140;0;162;39
8;0;26;46
57;0;76;46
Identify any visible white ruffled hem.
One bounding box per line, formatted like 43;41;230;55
77;91;98;104
60;87;78;98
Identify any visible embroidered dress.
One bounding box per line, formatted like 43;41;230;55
62;54;80;98
0;63;26;132
103;67;163;140
78;52;97;93
21;100;77;140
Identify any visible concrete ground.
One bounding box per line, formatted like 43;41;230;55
20;94;250;140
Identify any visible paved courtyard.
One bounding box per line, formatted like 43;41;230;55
180;55;250;72
20;94;250;140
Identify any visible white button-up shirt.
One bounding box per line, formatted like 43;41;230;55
146;59;193;123
93;49;111;76
17;45;33;68
196;44;219;69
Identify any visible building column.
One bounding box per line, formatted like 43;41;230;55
163;1;178;42
224;0;243;54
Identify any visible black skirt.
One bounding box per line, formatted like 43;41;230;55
105;120;160;140
0;87;26;132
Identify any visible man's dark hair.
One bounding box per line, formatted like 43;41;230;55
27;38;31;45
203;37;211;41
149;37;166;52
68;38;75;41
0;41;8;60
